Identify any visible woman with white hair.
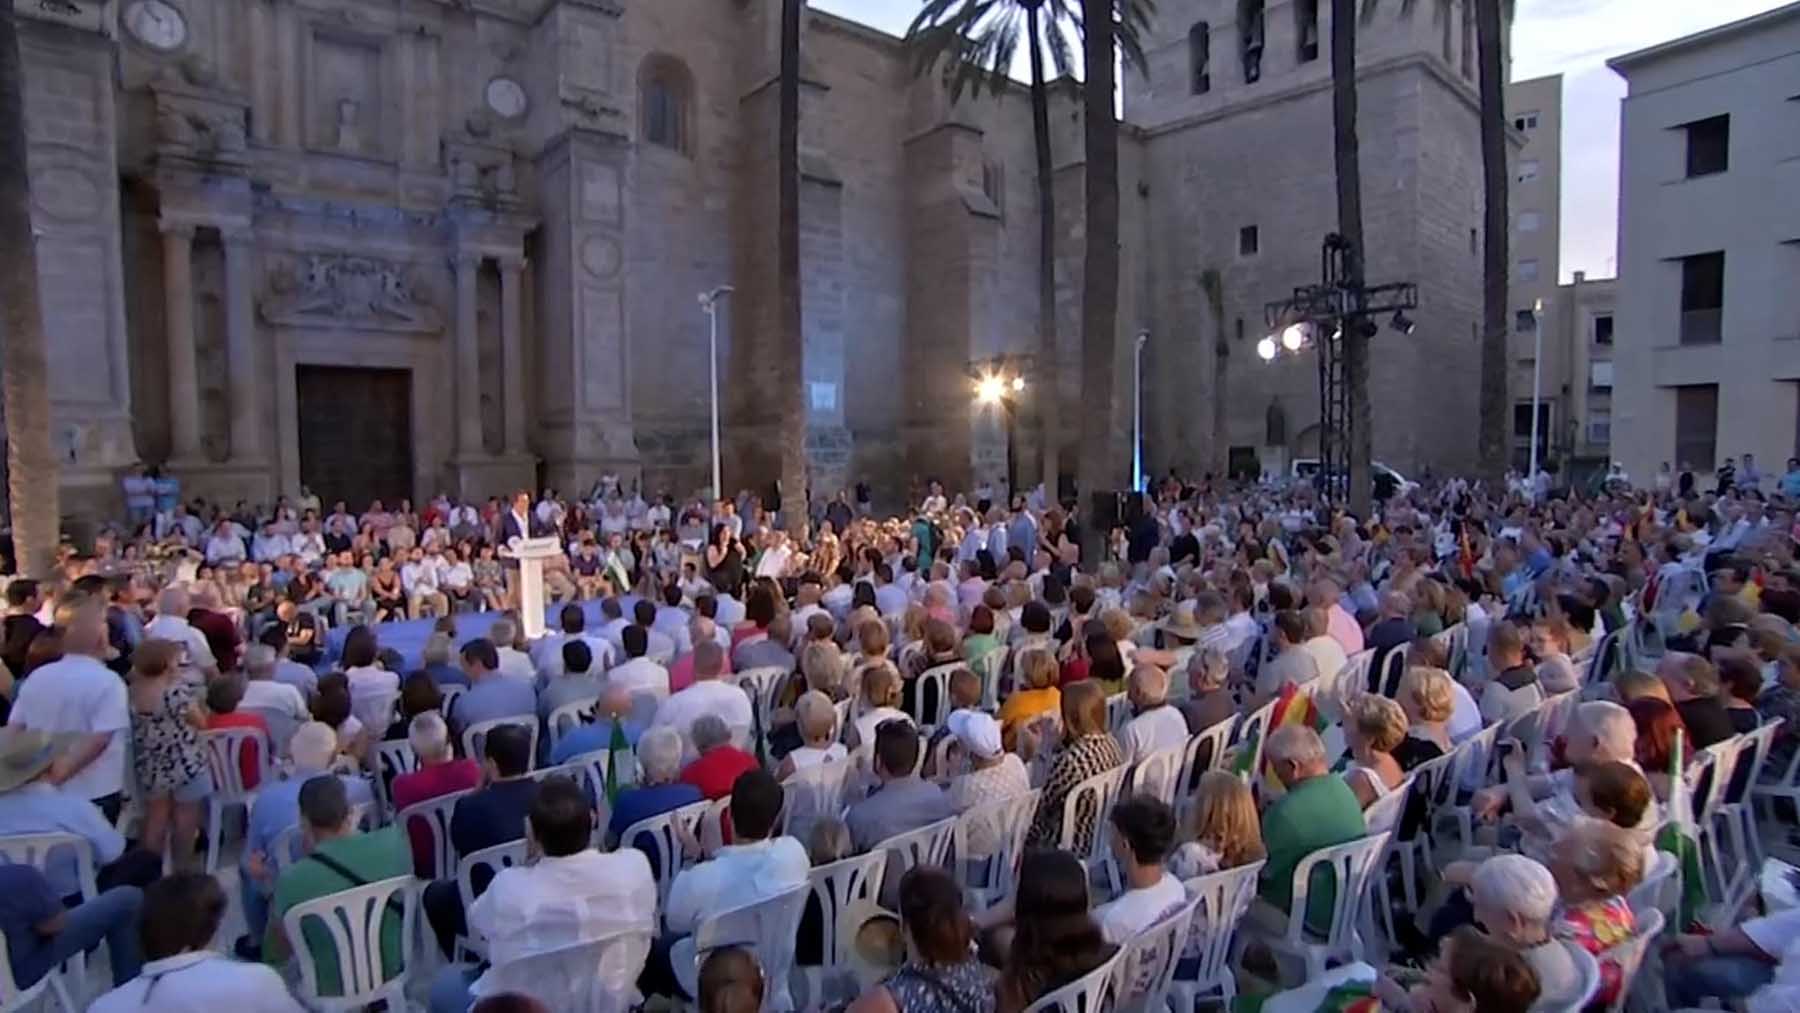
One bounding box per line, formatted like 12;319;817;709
1392;666;1454;770
390;712;480;873
679;713;759;800
604;725;702;849
1468;854;1589;1010
1177;646;1236;735
775;690;847;779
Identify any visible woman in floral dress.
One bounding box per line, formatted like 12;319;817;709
129;639;212;871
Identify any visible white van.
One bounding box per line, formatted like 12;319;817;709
1288;459;1417;497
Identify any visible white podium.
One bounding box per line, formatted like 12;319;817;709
503;536;563;640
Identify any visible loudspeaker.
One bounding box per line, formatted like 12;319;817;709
1089;491;1122;532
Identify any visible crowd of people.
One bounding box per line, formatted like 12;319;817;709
0;458;1798;1011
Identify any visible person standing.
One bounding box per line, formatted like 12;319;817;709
10;596;131;823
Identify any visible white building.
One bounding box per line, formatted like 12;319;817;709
1608;2;1800;485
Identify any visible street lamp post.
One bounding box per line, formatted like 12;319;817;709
1132;331;1148;492
1528;296;1544;482
698;286;735;502
974;368;1027;499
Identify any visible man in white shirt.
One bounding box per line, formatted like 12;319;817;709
872;563;909;617
487;618;536;683
426;778;657;1012
142;587;219;680
289;520;326;567
1297;607;1350;695
90;873;304;1013
1093;796;1188;945
1221;585;1260;657
203;520;246;566
239;645;309;756
8;598;130;820
631;600;677;661
754;530;794;579
647;769;807;1003
1115;664;1190;766
608;626;671;708
400;547;449;619
595;598;632;654
652;642;753;757
956;514;988;564
652;585;690;642
919;480;947;516
249;522;291;565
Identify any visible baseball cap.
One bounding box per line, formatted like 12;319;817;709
946;710;1002;760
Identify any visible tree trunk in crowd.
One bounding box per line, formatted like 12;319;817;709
1076;0;1120;567
0;0;59;578
778;0;808;535
1476;0;1510;482
1027;2;1060;506
1331;0;1372;519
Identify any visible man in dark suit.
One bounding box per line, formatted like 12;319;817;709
497;489;543;547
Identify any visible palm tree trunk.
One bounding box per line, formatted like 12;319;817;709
1077;0;1121;567
1331;0;1372;518
1476;0;1509;481
1027;4;1060;507
778;0;808;536
0;0;59;578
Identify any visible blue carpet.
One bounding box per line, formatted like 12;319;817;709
321;595;644;671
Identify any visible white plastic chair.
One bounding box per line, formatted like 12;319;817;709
1362;776;1412;835
1599;907;1664;1013
792;851;887;1010
454;839;531;960
1372;649;1406;699
1443;723;1503;853
548;696;601;752
1105;693;1132;735
1628;850;1681;937
0;930;74;1013
1389;747;1458;912
672;885;811;1011
1529;691;1582;773
462;715;541;772
1338;650;1376;698
474;928;655;1013
1110;893;1197;1013
1127;745;1185;808
1167;862;1264;1011
1246;830;1393;982
974;645;1009;710
909;662;960;729
620;799;710;911
1713;719;1783;914
876;815;957;887
438;685;466;719
1540;945;1602;1013
350;690;400;742
1056;765;1131;892
282;873;419;1011
951;789;1039;910
396;788;474;881
199;726;273;872
1021;951;1121;1013
1229;698;1279;787
1688;733;1758;913
697;796;731;856
268;803;377;879
780;760;852;843
0;832;98;902
371;740;419;820
732;665;790;742
1175;718;1236;827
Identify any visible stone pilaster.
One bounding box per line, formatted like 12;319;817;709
221;228;264;465
159;222;203;464
498;255;528;457
452;250;485;461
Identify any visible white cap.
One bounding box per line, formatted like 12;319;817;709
946;710;1002;760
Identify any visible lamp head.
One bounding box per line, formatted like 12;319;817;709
1257;336;1278;361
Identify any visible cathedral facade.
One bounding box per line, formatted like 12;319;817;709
16;0;1498;519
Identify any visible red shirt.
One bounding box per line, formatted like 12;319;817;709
667;651;734;694
680;746;759;801
205;712;270;789
391;759;482;877
189;608;240;671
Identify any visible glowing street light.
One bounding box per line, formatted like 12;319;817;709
1281;322;1307;352
1010;376;1026;393
1256;335;1278;361
975;375;1007;403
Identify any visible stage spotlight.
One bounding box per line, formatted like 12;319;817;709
1257;336;1278;361
1391;309;1415;335
1281;323;1307;351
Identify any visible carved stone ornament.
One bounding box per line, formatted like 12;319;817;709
151;72;250;170
445;136;522;210
259;253;443;332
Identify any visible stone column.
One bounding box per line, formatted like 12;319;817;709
221;228;264;463
497;255;527;456
160;221;202;462
452;251;484;458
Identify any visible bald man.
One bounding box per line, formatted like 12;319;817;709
142;586;219;678
1115;663;1189;766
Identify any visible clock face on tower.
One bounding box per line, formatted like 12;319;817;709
485;77;529;121
123;0;188;52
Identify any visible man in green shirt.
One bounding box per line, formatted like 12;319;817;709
1255;725;1367;936
264;775;411;997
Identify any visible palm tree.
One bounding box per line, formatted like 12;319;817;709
906;0;1153;508
1475;0;1508;481
778;0;807;536
0;0;59;578
1330;0;1372;518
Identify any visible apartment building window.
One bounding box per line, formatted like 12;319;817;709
1588;410;1612;446
1589;361;1614;390
1517;159;1539;183
1238;225;1260;257
1594;314;1614;345
1518;210;1542;232
1239;0;1265;84
1295;0;1319;62
1515;308;1537;333
1684;115;1730;177
1679;251;1725;345
1674;384;1719;469
1513;111;1539;131
1518;259;1539;282
1188;22;1211;94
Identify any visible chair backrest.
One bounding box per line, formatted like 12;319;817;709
1627;849;1680;926
397;788;474;881
1363;776;1413;834
1105;693;1133;735
1729;718;1784;805
1057;764;1131;862
282;873;418;1006
269;803;376;877
200;726;273;800
698;796;731;855
1374;649;1407;699
1585;629;1622;687
1543;945;1602;1013
800;851;887;970
1230;698;1279;783
351;690;400;740
975;646;1010;710
547;696;600;751
1110;894;1198;1013
1021;952;1121;1013
0;926;49;1011
1282;831;1393;949
438;685;466;718
372;740;420;815
1694;735;1754;822
909;663;960;729
462;715;541;773
1401;746;1460;842
620;799;711;910
561;747;630;804
928;733;961;784
781;760;852;841
1598;907;1664;1013
732;666;789;737
1530;691;1582;771
1179;861;1265;994
877;815;957;880
0;831;97;902
950;789;1040;907
456;838;530;918
243;706;301;762
1453;721;1502;792
480;928;655;1013
1339;649;1376;698
691;885;811;1012
1178;718;1236;818
1128;745;1185;808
